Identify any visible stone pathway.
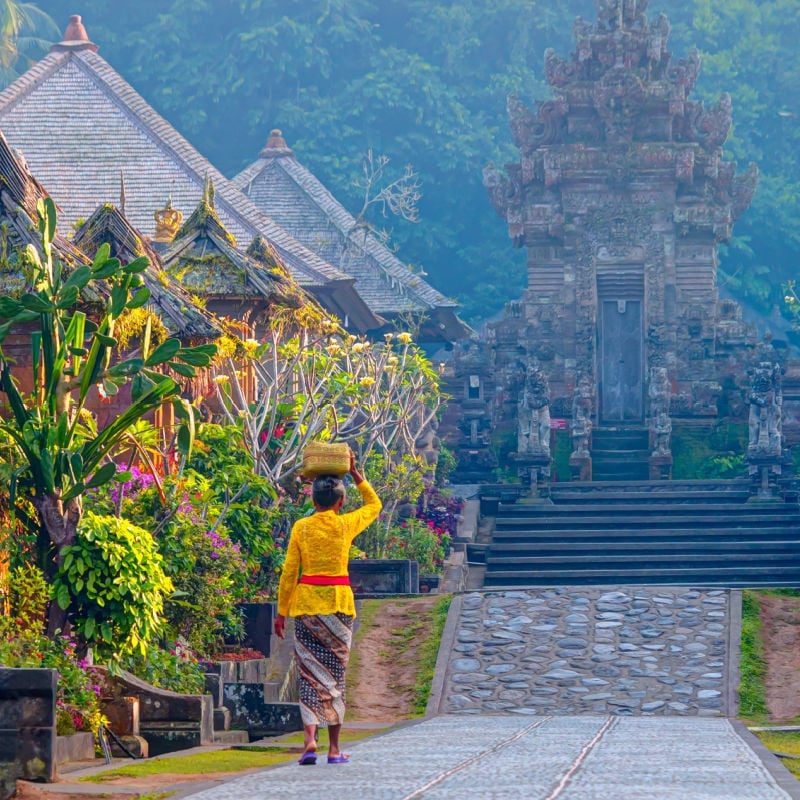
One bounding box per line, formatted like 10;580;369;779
439;588;735;716
180;715;799;800
176;585;800;799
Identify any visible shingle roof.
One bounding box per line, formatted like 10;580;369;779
162;182;312;314
0;129;96;297
233;131;471;340
73;202;222;340
0;42;381;332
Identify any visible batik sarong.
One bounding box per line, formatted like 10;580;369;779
294;612;354;727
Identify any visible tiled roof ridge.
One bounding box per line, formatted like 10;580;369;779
165;221;298;303
72;203;221;339
237;153;456;310
209;230;291;299
55;50;352;288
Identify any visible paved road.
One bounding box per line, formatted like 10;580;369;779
182;715;800;800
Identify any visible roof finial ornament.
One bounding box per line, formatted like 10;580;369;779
202;174;216;209
154;196;183;243
259;128;295;159
50;15;99;53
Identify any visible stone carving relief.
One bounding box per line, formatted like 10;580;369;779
592;66;646;144
678;95;733;152
648;366;672;456
571;376;594;458
748;361;782;456
585;203;655;258
667;51;701;105
597;0;649;31
508;94;568;153
544;48;580;88
483;164;524;243
518;365;551;457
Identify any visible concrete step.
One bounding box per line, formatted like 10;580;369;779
486;552;800;568
213;730;250;744
549;490;752;504
482;576;800;589
592;464;650;481
492;527;800;544
482;476;800;590
549;478;752;493
482;564;800;585
499;502;797;516
488;539;800;555
591;429;649;448
495;512;800;530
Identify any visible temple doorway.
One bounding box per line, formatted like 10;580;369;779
598;271;644;424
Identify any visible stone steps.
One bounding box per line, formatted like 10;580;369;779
490;529;800;547
495;513;800;531
552;491;752;504
590;427;650;481
482;479;800;588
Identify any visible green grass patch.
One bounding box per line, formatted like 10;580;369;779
753;731;800;778
259;728;378;747
413;594;453;715
79;749;292;782
738;590;769;723
754;730;800;756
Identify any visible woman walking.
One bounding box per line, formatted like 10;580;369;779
274;450;382;765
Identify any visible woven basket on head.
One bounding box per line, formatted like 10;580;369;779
301;442;350;477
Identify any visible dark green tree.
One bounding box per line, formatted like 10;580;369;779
31;0;800;322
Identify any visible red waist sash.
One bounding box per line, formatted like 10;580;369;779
299;574;351;586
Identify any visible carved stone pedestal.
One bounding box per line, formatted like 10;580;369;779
569;454;591;482
746;453;782;502
514;453;552;499
649;454;672;481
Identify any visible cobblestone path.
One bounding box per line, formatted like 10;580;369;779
438;588;736;716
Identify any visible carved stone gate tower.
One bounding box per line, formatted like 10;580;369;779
480;0;759;483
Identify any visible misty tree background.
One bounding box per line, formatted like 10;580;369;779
18;0;800;325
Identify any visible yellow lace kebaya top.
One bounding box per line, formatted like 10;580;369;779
277;480;382;618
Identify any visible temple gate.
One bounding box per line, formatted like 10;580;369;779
469;0;764;485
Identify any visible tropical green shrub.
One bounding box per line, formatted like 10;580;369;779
356;451;426;559
187;423;283;579
384;518;451;575
0;199;214;637
0;564;104;735
119;640;206;695
53;512;173;658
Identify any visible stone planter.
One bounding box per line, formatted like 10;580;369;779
237;602;273;658
479;495;500;516
348;559;419;595
55;732;95;765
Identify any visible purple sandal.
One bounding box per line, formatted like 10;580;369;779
298;751;317;765
327;754;350;764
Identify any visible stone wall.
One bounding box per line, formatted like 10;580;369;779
97;667;213;757
0;668;57;799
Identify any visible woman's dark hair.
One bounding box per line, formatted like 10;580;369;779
312;474;346;510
